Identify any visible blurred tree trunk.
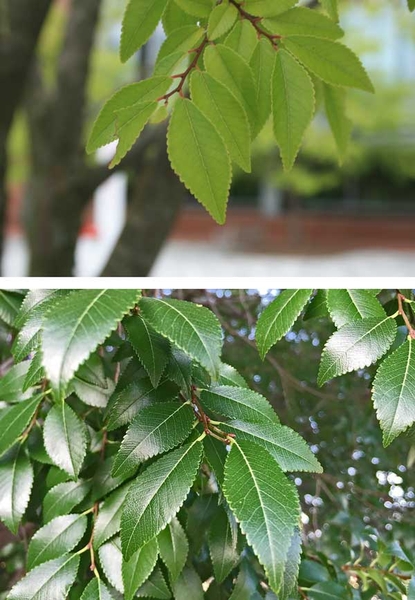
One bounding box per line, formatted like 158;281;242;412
0;0;52;273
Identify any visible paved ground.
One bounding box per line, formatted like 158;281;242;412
151;241;415;277
3;236;415;277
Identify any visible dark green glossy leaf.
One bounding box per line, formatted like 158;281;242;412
43;480;91;523
94;483;131;549
123;537;159;600
125;315;170;387
0;394;42;457
0;445;33;534
80;578;114;600
158;517;189;582
200;385;279;424
208;506;239;583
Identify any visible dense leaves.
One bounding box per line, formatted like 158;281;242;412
0;288;414;599
84;0;393;223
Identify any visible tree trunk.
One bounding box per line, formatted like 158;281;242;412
0;0;52;271
101;134;185;277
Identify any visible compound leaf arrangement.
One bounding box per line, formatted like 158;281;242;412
0;288;414;598
86;0;386;224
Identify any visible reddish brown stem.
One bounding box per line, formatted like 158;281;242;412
230;0;281;49
397;292;415;339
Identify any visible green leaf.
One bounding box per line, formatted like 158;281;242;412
319;0;339;21
156;25;204;66
223;440;300;595
208;506;239;583
171;565;204;600
43;480;91;523
190;71;251;173
318;316;397;386
0;362;33;402
140;298;223;379
137;564;172;599
279;529;301;600
109;101;158;168
0;445;33;534
98;538;124;593
250;38;275;134
42;290;140;401
7;554;80;600
322;84;352;162
124;315;170;387
120;0;166;63
265;7;343;39
70;376;113;409
167;347;193;397
91;455;134;502
303;290;329;321
256;289;313;358
207;2;238;40
373;339;415;447
204;44;258;137
81;578;114;600
93;483;132;549
243;0;297;17
272;50;315;170
121;438;202;560
123;538;159;600
87;77;171;153
283;36;374;92
218;363;248;388
0;290;24;326
225;20;258;62
326;289;386;328
107;378;178;431
43;403;87;479
113;401;195;476
0;394;42;457
27;514;87;570
203;435;227;486
308;581;349;600
167;97;231;224
223;420;323;473
158;516;189;582
162;2;197;35
200;385;279;424
174;0;213;18
23;351;45;392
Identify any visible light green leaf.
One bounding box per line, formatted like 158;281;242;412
201;385;279;424
156;25;204;66
243;0;297;17
120;0;166;63
208;2;238;40
7;554;80;600
218;363;248;388
121;438;202;560
93;483;132;549
87;78;171;153
107;377;178;431
174;0;213;18
41;289;140;400
0;394;42;457
109;101;158;168
272;50;315;170
224;19;258;62
123;538;159;600
373;339;415;447
0;445;33;534
81;578;114;600
283;36;374;92
204;44;258;137
208;506;239;583
223;440;300;594
326;289;385;328
137;565;172;599
158;517;189;582
319;0;339;21
308;581;349;599
167;97;231;224
190;71;251;173
318;316;397;386
265;7;343;39
162;2;197;34
140;297;223;379
43;403;87;479
250;38;275;134
323;84;352;162
223;420;323;473
27;514;87;570
171;565;204;600
43;480;91;523
256;289;313;358
112;401;195;476
125;315;170;387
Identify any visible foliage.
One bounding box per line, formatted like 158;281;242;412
0;288;415;599
86;0;402;224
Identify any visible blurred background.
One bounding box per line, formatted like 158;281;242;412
0;0;415;277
